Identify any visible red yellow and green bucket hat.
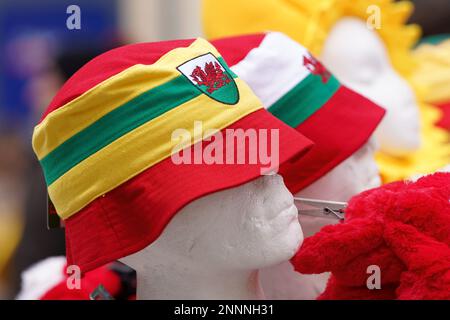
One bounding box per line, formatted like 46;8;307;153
32;38;313;272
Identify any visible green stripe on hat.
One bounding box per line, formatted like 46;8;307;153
41;69;239;186
268;73;340;128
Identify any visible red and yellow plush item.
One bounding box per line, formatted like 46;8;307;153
31;39;313;273
292;173;450;300
212;32;385;193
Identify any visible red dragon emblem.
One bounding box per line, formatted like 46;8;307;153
303;55;331;83
190;61;231;94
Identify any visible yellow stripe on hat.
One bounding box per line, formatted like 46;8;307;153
33;38;221;160
48;79;262;219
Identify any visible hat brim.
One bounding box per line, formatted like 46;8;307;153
280;86;386;194
65;108;313;272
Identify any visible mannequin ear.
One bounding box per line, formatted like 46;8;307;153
291;218;384;274
384;222;450;300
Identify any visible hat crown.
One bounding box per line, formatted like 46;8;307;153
32;38;263;219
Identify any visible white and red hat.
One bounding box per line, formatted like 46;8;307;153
212;32;386;193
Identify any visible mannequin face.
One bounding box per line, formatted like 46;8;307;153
121;174;303;272
260;139;381;300
321;17;421;157
296;137;380;237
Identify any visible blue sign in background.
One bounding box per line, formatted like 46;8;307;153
0;0;118;122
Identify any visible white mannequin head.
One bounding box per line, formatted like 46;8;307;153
321;17;421;157
120;174;303;299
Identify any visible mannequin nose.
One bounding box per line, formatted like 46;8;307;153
259;174;294;206
260;173;284;187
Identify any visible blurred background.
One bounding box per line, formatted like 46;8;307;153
0;0;448;299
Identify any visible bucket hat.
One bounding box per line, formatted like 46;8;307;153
32;38;313;272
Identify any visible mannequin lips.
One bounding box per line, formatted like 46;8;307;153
271;204;298;226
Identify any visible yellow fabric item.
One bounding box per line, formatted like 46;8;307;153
202;0;420;77
203;0;450;181
376;101;450;183
33;38;221;160
411;40;450;104
48;79;263;219
0;211;23;273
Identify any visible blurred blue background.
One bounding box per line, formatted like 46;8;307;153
0;0;118;126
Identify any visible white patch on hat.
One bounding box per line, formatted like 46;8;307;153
231;32;312;108
177;53;239;105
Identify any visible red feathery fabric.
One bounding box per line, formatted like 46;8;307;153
292;173;450;300
280;86;385;193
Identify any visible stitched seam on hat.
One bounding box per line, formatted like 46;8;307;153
98;195;126;258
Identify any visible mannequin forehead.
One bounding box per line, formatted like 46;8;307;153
325;17;388;62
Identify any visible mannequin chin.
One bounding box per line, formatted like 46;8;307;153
120;174;303;300
320;17;421;157
260;138;381;299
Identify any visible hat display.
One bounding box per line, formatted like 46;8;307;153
203;0;450;184
32;38;313;272
212;32;386;193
